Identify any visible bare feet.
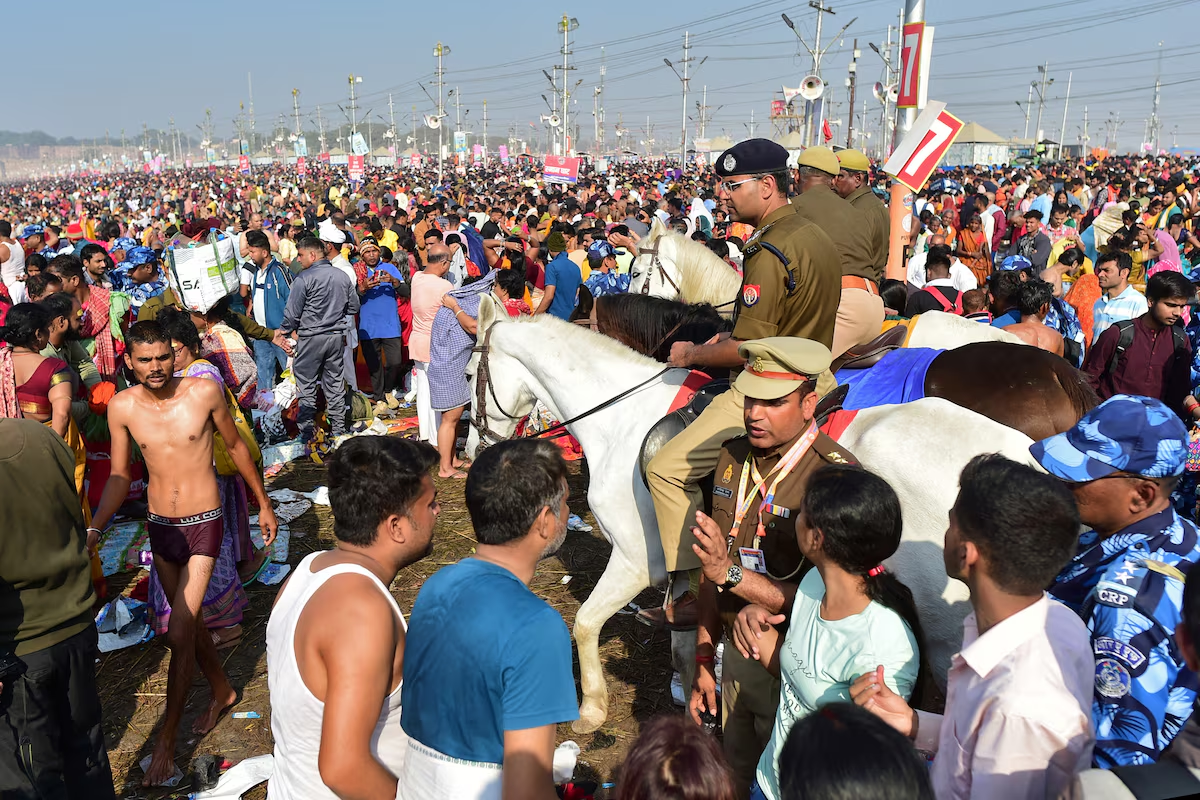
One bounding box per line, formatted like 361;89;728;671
142;739;177;787
193;685;238;735
438;469;469;480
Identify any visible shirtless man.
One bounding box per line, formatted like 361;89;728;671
1004;278;1065;356
89;321;278;787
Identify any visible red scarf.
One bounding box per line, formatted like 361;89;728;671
82;286;121;380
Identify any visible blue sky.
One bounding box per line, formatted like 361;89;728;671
11;0;1200;151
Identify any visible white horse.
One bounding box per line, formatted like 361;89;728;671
628;217;741;307
466;298;1038;732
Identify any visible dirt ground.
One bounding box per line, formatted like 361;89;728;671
98;435;677;799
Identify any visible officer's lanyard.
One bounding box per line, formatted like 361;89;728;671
728;422;818;552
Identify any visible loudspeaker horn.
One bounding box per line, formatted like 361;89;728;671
799;75;824;101
548;113;562;128
872;81;886;104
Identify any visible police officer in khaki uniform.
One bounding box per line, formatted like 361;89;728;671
833;148;890;276
639;139;842;631
791;146;885;359
686;337;857;797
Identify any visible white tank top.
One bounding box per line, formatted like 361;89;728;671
1;240;26;296
267;552;407;800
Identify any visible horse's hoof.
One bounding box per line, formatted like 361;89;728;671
572;703;607;735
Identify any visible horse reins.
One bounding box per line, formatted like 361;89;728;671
635;239;682;296
471;323;672;447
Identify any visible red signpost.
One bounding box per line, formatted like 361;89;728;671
897;22;925;109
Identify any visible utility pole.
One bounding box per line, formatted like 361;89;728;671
315;105;327;153
348;74;361;137
292;89;302;136
1148;40;1163;152
1033;62;1052;146
142;122;149;152
1056;71;1072;159
558;15;579;155
846;38;859;148
248;72;256;155
434;41;450;184
597;47;606;153
455;87;462;131
388;92;397;155
1022;83;1033;140
782;2;858;147
1082;106;1089;154
748;109;757;138
482;100;489;164
664;31;705;171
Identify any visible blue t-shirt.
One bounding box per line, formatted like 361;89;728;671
400;558;579;764
544;253;582;320
358;263;402;340
991;307;1021;328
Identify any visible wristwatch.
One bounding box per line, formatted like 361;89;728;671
718;563;744;593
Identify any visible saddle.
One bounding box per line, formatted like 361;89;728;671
637;381;851;489
829;324;908;373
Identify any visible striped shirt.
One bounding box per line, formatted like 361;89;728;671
1092;285;1149;344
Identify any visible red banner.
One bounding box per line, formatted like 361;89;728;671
296;156;306;176
543;155;581;185
348;155;364;183
318;152;331;163
897;22;925;109
238;155;251;174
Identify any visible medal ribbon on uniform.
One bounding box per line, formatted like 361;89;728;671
728;421;819;551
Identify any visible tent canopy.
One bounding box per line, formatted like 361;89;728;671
956;122;1005;144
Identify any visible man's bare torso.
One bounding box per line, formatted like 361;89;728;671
117;377;221;518
1008;320;1065;356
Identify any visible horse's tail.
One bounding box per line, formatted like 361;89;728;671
1050;356;1100;422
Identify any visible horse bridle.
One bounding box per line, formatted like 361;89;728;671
471;322;672;449
635;239;681;296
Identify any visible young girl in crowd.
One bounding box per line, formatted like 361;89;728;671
733;465;926;800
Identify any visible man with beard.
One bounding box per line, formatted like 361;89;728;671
267;436;440;800
39;291;100;424
399;439;579;800
89;321;278;786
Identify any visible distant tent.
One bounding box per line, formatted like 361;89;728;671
773;131;805;149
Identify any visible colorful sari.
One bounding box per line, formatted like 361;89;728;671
1065;273;1103;346
957;228;991;286
147;359;249;635
80;285;130;381
201;322;259;409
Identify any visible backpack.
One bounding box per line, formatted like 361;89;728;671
923;286;963;315
1108;318;1189;375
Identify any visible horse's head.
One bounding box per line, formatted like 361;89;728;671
628;218;683;300
465;294;539;459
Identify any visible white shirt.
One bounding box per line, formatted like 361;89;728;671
916;595;1094;800
907;252;978;292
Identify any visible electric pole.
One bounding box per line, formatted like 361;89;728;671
434;41;450;184
1033;62;1053;147
846;38;859;148
482;100;489;163
558;15;579;155
315;105;327;153
782;2;858;147
664;31;705;172
1056;71;1072;159
597;47;606;153
1148;40;1163;152
248;72;256;155
348;74;362;137
292;89;302;136
1021;83;1033;140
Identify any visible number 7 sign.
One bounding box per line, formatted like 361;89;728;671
897;22;925;109
881;101;964;193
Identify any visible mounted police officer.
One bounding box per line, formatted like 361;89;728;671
639;139;842;630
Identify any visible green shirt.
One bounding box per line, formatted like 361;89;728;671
0;420;94;656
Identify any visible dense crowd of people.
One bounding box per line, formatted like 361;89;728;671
3;142;1200;800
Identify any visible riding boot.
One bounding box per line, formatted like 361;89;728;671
636;569;699;630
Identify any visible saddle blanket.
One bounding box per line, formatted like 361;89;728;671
836;347;943;410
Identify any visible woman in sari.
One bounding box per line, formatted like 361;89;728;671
152;309;257;644
0;303;104;596
188;297;259;410
954;214;991;286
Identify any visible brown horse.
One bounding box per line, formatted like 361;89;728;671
924;342;1098;441
590;296;1095;440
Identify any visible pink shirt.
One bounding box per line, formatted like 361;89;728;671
409;271;452;363
916;595;1094;800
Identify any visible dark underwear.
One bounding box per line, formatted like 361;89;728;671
146;509;223;564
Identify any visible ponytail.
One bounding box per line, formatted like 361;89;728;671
864;569;933;705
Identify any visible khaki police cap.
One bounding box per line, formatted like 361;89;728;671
796;146;841;177
734;337;832;400
837;148;871;173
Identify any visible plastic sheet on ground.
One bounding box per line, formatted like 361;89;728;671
258;562;291;585
194;754;274;799
138;754;184;788
97;520;150;577
96;597;154;653
249;520;290;562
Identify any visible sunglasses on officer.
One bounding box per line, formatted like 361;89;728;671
719;176;765;194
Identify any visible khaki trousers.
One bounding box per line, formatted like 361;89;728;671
723;642;781;799
648;370;837;573
831;286;886;359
